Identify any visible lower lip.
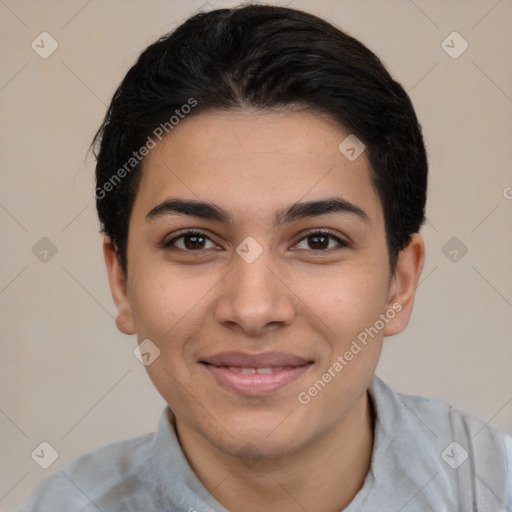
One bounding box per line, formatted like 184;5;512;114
202;363;312;396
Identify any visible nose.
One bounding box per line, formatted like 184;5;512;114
214;245;295;337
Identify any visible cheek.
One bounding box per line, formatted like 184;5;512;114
295;261;391;341
128;268;213;402
293;268;388;424
128;265;214;346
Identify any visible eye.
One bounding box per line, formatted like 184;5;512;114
163;230;218;251
293;230;349;251
162;229;349;253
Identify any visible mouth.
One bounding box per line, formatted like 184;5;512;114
200;351;314;396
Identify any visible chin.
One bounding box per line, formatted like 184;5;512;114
205;408;316;460
219;431;305;462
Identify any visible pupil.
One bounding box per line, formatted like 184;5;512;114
185;235;204;250
310;235;328;250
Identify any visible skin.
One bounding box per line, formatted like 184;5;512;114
104;109;425;512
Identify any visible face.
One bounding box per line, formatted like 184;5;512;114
105;109;424;460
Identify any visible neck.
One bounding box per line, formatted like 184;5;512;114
176;392;375;512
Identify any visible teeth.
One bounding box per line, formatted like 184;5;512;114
256;367;283;374
227;366;284;374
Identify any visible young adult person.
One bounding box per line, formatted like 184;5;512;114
13;5;511;511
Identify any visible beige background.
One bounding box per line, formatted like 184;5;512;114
1;0;511;509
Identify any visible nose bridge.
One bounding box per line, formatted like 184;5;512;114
214;239;294;335
235;245;277;297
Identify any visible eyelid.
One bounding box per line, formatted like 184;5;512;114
162;229;220;249
293;228;350;250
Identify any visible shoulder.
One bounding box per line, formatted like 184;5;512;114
387;377;512;449
447;402;512;509
11;432;155;512
369;376;512;509
370;375;511;443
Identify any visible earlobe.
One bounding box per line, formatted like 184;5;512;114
383;233;425;337
103;236;136;335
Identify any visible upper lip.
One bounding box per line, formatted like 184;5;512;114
201;351;312;368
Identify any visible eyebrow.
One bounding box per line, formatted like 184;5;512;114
146;196;370;227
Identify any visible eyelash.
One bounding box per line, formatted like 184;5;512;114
162;229;349;253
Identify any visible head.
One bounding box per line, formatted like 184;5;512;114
94;5;426;460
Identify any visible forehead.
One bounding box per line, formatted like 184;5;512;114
132;109;383;227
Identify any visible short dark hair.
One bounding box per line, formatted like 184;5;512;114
92;4;427;275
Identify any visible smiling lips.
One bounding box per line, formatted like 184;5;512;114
201;351;313;395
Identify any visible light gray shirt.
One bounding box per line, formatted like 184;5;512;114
12;376;512;511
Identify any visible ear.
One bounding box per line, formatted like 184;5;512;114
383;233;425;337
103;236;136;335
